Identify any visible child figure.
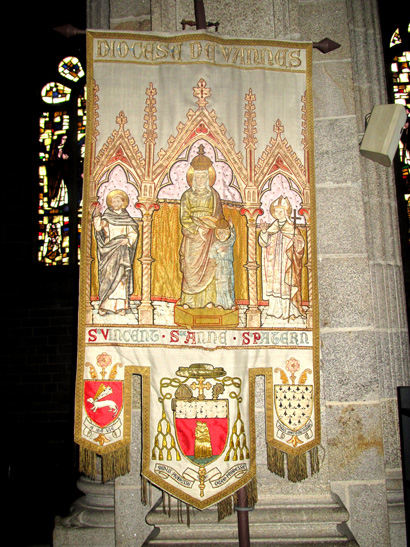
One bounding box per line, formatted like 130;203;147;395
210;218;236;309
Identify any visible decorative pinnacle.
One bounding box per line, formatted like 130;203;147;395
193;78;211;109
116;111;128;129
244;88;257;150
143;82;157;144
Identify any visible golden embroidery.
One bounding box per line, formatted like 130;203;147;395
194;422;213;459
75;31;319;506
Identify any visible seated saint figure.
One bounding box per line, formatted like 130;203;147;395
179;145;223;309
258;196;305;320
93;190;139;316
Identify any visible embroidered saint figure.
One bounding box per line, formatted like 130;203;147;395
259;196;305;320
179;145;224;309
93;190;139;316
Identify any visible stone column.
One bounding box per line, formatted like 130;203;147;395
115;375;160;546
87;0;110;30
346;1;409;544
53;462;116;546
296;0;409;545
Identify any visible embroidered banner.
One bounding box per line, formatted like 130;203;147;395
75;30;320;509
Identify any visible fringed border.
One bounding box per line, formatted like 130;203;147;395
217;476;258;521
267;443;285;477
267;445;320;482
147;486;191;528
78;444;130;483
79;445;97;480
140;476;258;526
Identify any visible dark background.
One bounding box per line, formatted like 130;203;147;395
5;3;86;546
4;2;408;546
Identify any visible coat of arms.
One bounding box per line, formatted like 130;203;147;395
150;363;250;504
82;353;124;447
274;358;313;448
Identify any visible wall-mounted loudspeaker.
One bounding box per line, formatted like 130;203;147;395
359;104;408;167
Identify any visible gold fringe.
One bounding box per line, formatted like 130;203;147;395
267;444;319;482
245;476;258;507
79;446;97;480
287;452;308;483
187;504;190;527
101;445;131;482
217;477;258;522
217;495;234;521
310;446;320;476
267;444;285;477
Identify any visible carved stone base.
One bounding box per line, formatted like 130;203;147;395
53;476;115;546
144;493;358;546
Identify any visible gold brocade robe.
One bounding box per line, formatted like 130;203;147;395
179;187;222;308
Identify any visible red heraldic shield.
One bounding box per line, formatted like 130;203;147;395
174;399;229;465
84;381;123;428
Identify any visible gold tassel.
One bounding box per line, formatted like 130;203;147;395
186;504;190;527
267;444;285;477
79;446;97;480
287;452;308;483
310;446;320;476
101;445;130;482
217;495;234;521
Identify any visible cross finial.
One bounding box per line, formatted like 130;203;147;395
274;119;285;139
190;376;212;400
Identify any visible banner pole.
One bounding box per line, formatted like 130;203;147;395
193;4;251;542
236;486;251;547
194;0;207;29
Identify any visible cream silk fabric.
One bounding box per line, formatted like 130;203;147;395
75;30;319;508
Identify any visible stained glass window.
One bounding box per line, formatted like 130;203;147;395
390;28;401;47
388;22;410;243
390;51;410;160
58;56;85;82
41;82;72;104
38;57;86;265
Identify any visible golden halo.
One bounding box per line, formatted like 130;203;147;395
186;166;216;187
106;189;129;208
